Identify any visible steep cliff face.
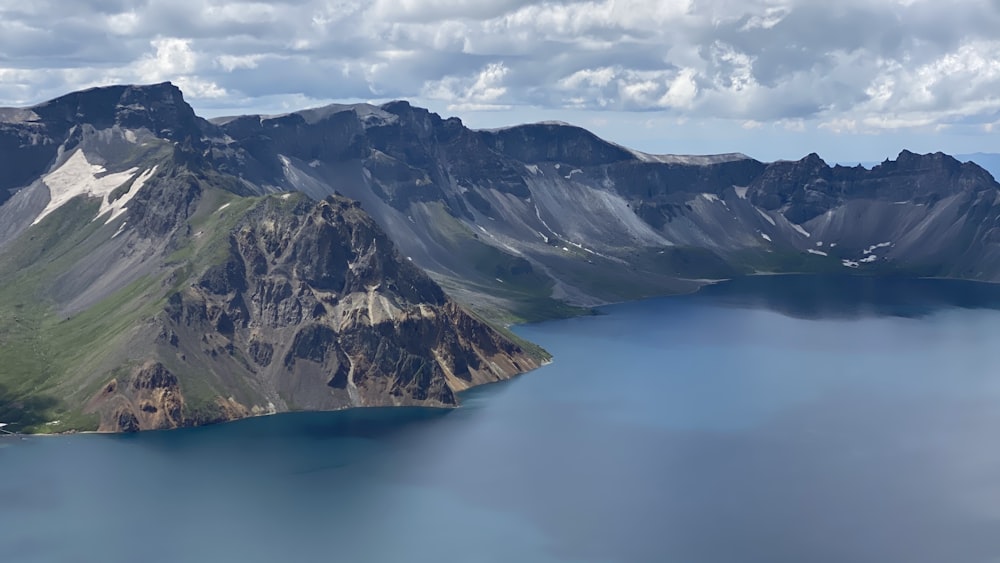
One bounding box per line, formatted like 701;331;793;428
748;151;995;223
740;151;1000;278
0;82;205;206
87;195;536;432
209;98;1000;315
78;192;540;431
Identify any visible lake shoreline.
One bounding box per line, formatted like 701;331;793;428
15;273;1000;437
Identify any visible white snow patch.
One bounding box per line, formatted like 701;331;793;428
280;193;292;200
829;243;838;248
566;240;598;255
816;241;823;247
123;130;137;143
111;221;128;239
0;108;40;123
533;204;558;239
99;165;157;224
755;208;776;226
562;246;570;252
761;233;772;242
863;242;891;255
33;149;140;226
564;169;583;179
218;202;231;212
734;186;748;199
701;193;720;203
859;255;878;263
790;223;811;238
308;160;322;168
807;249;828;256
525;164;540;175
498;240;522;255
842;259;859;268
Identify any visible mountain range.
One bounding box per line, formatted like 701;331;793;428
2;82;998;432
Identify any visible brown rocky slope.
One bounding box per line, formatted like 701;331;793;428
88;194;540;432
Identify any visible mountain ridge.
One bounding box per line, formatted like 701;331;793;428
0;83;542;433
2;82;999;432
5;81;999;308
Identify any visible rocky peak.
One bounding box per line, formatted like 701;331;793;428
1;82;212;209
871;150;961;176
749;152;834;217
863;150;999;198
772;152;831;177
31;82;203;145
746;149;1000;225
893;149;957;167
379;101;443;139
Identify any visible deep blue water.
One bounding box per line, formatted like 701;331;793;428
5;275;1000;563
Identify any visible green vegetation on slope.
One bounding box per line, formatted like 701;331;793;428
0;197;154;432
0;162;276;432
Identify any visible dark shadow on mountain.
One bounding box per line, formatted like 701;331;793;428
0;384;58;432
692;275;1000;319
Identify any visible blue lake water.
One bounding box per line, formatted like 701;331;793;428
4;275;1000;562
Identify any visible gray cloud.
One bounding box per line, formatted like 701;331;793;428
1;0;999;138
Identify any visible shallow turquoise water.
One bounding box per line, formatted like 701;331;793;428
4;275;1000;562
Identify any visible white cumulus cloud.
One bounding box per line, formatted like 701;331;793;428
1;0;1000;158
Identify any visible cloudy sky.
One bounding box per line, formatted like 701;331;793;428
2;0;999;162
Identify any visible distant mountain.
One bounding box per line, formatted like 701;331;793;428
845;153;1000;182
3;82;1000;431
204;103;1000;302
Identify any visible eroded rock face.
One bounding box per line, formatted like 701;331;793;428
93;362;185;432
85;195;540;431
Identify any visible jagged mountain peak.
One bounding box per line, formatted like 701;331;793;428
865;149;999;190
28;82;201;140
883;149;964;172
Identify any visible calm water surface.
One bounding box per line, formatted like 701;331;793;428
4;275;1000;563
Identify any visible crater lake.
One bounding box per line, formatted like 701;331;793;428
4;275;1000;563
